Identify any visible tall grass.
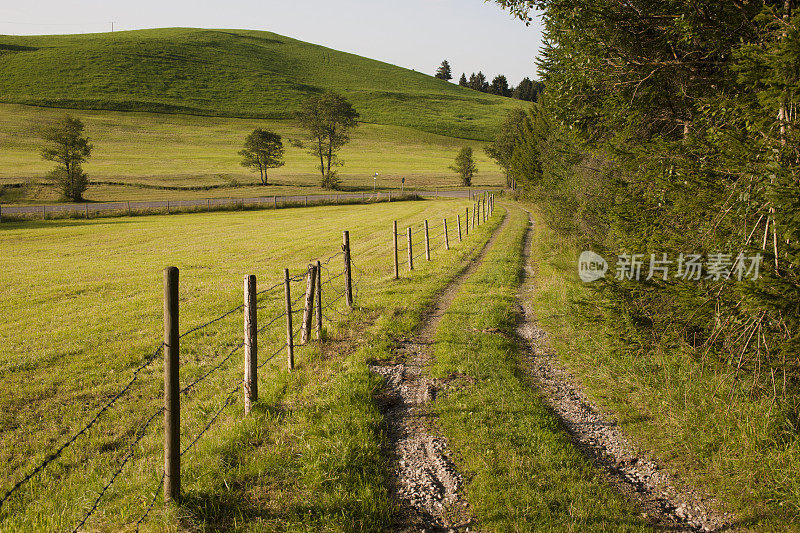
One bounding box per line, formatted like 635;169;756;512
525;203;800;531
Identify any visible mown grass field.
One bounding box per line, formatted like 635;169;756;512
524;203;800;531
0;103;505;205
0;28;522;140
0;198;499;531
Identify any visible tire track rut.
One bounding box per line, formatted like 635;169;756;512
516;209;735;532
371;211;510;532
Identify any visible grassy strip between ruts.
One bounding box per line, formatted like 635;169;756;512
130;204;505;531
427;204;652;532
521;203;800;532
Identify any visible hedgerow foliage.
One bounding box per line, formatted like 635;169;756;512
500;1;800;397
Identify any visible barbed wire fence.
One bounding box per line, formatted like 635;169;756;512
0;192;497;530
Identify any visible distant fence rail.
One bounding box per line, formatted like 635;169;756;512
0;188;501;221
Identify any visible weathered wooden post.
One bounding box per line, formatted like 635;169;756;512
343;231;353;308
42;205;46;220
457;214;462;242
424;220;431;261
407;227;414;271
244;275;257;415
163;267;180;502
206;199;210;212
301;263;316;344
315;260;322;339
444;218;450;250
465;207;469;236
274;196;278;209
305;196;308;207
284;268;294;371
393;220;399;279
167;200;170;215
85;203;89;219
336;194;339;204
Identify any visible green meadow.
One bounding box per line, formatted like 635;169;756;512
0;198;498;530
0;28;522;140
0;103;505;204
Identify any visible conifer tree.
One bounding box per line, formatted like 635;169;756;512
435;60;453;80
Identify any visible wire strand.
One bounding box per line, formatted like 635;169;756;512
0;344;163;509
72;407;164;531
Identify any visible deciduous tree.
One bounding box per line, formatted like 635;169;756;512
239;129;285;185
485;108;527;186
449;147;477;186
40;115;92;202
298;92;359;189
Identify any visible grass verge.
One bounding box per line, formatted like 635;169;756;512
427;204;651;532
524;202;800;531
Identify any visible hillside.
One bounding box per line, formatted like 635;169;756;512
0;28;521;140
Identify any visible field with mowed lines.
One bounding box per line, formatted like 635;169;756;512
0;198;500;531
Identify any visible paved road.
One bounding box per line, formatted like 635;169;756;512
0;189;501;219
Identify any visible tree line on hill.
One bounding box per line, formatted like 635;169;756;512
489;0;800;404
435;59;543;101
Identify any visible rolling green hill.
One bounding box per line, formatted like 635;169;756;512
0;28;522;140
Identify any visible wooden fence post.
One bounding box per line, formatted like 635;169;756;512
305;196;308;207
284;268;294;371
301;264;316;344
315;260;322;340
465;207;469;236
85;203;89;219
343;231;353;308
336;194;339;204
274;196;278;209
42;205;46;220
393;221;399;279
457;214;462;242
444;218;450;250
244;275;257;415
167;200;170;215
407;227;414;271
206;199;210;212
163;267;180;502
424;220;431;261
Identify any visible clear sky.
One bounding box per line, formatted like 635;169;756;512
0;0;543;85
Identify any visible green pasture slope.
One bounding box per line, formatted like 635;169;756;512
0;28;521;140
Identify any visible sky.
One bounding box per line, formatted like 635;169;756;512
0;0;544;85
